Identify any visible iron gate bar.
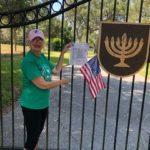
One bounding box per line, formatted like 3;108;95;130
23;26;27;146
48;18;51;61
85;1;98;149
23;26;26;57
114;78;122;150
58;0;65;148
112;1;121;149
100;0;104;21
91;98;97;150
113;0;117;21
0;32;3;148
46;109;49;150
124;1;134;149
68;0;77;149
22;26;26;146
46;18;52;150
68;65;74;150
85;2;98;149
80;80;86;150
35;21;49;150
139;0;144;23
99;0;108;149
100;0;110;150
136;53;150;150
102;75;110;150
10;27;15;149
136;0;148;149
0;0;91;28
125;0;130;22
79;1;91;149
148;135;150;150
125;75;135;150
102;0;118;149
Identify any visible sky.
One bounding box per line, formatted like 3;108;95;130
40;0;63;11
52;0;62;12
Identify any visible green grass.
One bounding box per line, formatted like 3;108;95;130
46;51;70;64
1;55;22;107
138;64;150;80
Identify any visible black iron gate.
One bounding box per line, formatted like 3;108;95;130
0;0;150;150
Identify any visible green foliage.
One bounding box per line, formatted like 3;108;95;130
50;18;61;38
0;0;42;12
49;20;73;51
48;19;73;43
129;0;150;23
52;38;61;51
142;0;150;21
65;0;150;43
63;23;73;44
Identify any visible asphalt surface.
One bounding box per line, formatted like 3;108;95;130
1;65;150;150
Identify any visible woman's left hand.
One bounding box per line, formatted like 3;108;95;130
62;42;72;54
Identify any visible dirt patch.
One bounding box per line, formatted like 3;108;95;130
0;44;29;54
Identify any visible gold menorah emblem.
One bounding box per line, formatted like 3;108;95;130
104;33;144;67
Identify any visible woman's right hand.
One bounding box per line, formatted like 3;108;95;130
61;79;71;85
62;42;72;54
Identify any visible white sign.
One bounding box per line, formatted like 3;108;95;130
69;43;88;65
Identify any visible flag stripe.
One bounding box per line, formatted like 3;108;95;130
80;64;91;82
96;73;105;90
89;78;97;96
90;78;97;95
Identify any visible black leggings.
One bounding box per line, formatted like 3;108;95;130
22;106;48;150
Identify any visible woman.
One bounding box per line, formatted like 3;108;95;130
20;29;71;150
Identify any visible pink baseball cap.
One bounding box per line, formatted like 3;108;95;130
28;29;45;41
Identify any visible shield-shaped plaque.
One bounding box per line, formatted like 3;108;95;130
97;22;150;77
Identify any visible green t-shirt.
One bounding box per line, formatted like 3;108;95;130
20;51;55;109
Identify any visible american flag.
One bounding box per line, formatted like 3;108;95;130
80;56;106;98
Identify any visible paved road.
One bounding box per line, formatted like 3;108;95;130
1;65;150;150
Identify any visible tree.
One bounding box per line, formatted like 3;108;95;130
39;17;73;43
65;3;93;42
142;0;150;23
0;0;42;51
47;18;73;50
65;0;126;42
64;0;149;48
0;0;41;12
129;0;150;23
